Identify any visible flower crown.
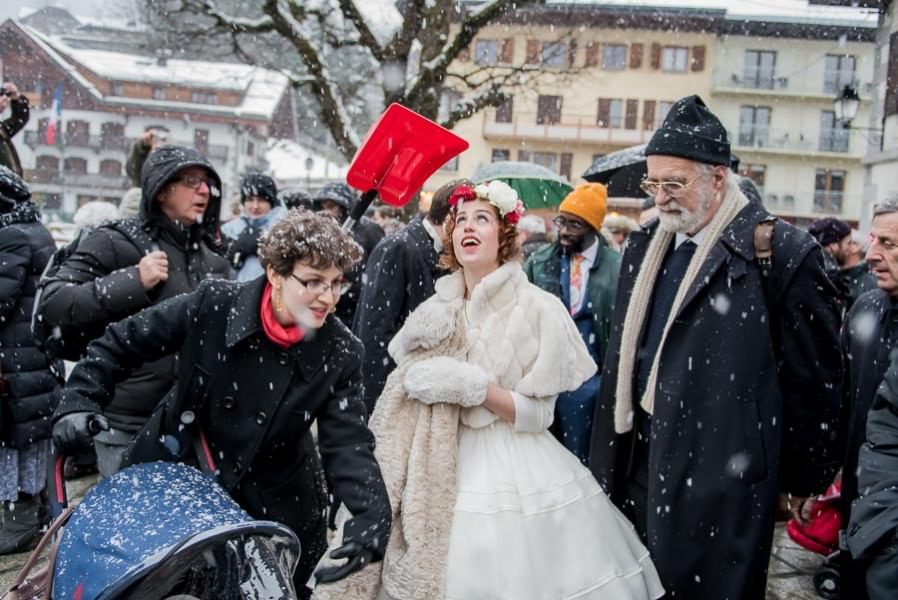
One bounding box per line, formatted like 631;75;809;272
448;180;525;225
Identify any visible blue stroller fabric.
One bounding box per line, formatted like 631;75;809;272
53;461;299;600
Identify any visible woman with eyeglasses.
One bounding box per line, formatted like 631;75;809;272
53;210;391;599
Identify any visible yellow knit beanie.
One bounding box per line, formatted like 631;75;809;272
558;183;608;233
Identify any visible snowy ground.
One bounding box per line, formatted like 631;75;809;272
0;470;825;598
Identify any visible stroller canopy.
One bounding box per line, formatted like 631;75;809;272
53;461;300;600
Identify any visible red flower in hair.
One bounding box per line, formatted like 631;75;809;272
448;185;476;208
505;210;521;225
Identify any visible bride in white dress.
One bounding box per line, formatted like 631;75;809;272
398;181;664;600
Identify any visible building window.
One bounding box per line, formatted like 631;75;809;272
739;163;766;194
542;42;567;67
475;40;499;66
491;149;511;162
602;45;627;70
194;129;209;156
656;101;673;128
153;87;165;100
661;47;688;73
532;151;558;172
536;95;562;125
438;90;462;122
111;83;124;96
597;98;623;128
743;50;776;89
518;149;531;162
439;156;459;172
64;157;88;175
32;192;61;210
738;106;771;147
246;141;255;157
814;169;845;213
65;120;90;147
819;111;850;152
824;54;856;95
495;96;513;123
100;122;125;147
99;159;121;177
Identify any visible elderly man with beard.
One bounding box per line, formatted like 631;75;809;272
588;95;843;600
524;183;620;463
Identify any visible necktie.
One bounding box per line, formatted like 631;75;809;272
569;254;586;315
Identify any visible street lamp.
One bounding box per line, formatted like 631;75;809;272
832;84;861;128
305;156;314;191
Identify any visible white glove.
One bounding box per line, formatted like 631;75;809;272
403;356;491;407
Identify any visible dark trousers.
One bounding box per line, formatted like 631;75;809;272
553;375;600;464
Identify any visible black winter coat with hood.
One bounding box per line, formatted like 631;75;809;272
40;146;230;431
54;277;391;584
589;201;843;600
0;177;61;448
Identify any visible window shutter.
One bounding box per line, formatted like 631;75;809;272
526;40;540;65
597;98;611;127
643;100;656;130
691;46;706;72
625;99;639;130
500;38;515;64
568;40;578;68
650;43;662;70
518;149;531;162
630;43;643;69
586;43;599;67
887;32;898;117
560;153;573;180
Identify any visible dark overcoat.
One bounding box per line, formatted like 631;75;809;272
0;204;60;447
55;277;391;587
848;348;898;599
352;215;442;412
589;201;843;599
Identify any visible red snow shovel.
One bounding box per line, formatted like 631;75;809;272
342;103;469;230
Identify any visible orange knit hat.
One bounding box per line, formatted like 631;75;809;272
558;183;608;233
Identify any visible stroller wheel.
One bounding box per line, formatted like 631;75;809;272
813;562;840;600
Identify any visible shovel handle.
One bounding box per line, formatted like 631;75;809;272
342;189;378;232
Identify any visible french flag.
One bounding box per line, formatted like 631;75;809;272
45;82;62;145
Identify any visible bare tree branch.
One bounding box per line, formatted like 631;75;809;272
189;0;276;33
337;0;386;62
442;81;508;130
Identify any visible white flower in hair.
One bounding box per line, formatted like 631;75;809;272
474;180;520;217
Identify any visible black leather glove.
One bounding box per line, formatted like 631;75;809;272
314;541;376;584
52;412;109;453
227;226;261;268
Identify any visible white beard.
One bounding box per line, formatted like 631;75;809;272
657;190;715;234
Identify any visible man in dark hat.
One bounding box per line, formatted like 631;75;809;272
43;145;231;476
222;172;286;281
809;216;876;310
589;95;842;599
313;182;384;324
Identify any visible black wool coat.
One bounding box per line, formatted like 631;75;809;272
40;218;230;430
55;277;391;560
0;207;61;448
589;202;843;600
352;215;442;412
848;349;898;599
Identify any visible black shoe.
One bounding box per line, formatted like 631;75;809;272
0;494;44;555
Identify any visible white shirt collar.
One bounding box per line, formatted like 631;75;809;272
422;218;443;252
675;225;709;249
577;238;599;264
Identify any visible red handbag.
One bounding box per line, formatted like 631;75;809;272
786;480;842;555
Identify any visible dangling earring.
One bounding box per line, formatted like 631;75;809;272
329;306;337;314
274;286;284;313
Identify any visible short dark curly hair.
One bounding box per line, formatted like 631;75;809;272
258;209;363;275
440;196;519;272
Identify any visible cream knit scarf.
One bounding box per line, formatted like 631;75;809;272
614;183;748;434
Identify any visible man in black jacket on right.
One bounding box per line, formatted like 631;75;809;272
40;145;230;476
352;181;455;413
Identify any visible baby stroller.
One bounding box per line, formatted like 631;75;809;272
786;480;841;600
5;458;300;600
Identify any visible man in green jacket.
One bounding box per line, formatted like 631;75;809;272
524;183;621;462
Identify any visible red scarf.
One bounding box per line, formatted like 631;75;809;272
260;283;304;348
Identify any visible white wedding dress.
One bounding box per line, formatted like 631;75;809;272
438;263;664;600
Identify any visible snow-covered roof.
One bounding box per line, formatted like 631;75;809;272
20;23;289;120
549;0;879;27
266;138;348;182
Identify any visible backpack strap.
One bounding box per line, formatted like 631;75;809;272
104;217;160;255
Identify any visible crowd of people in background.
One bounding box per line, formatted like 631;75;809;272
4;80;898;600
